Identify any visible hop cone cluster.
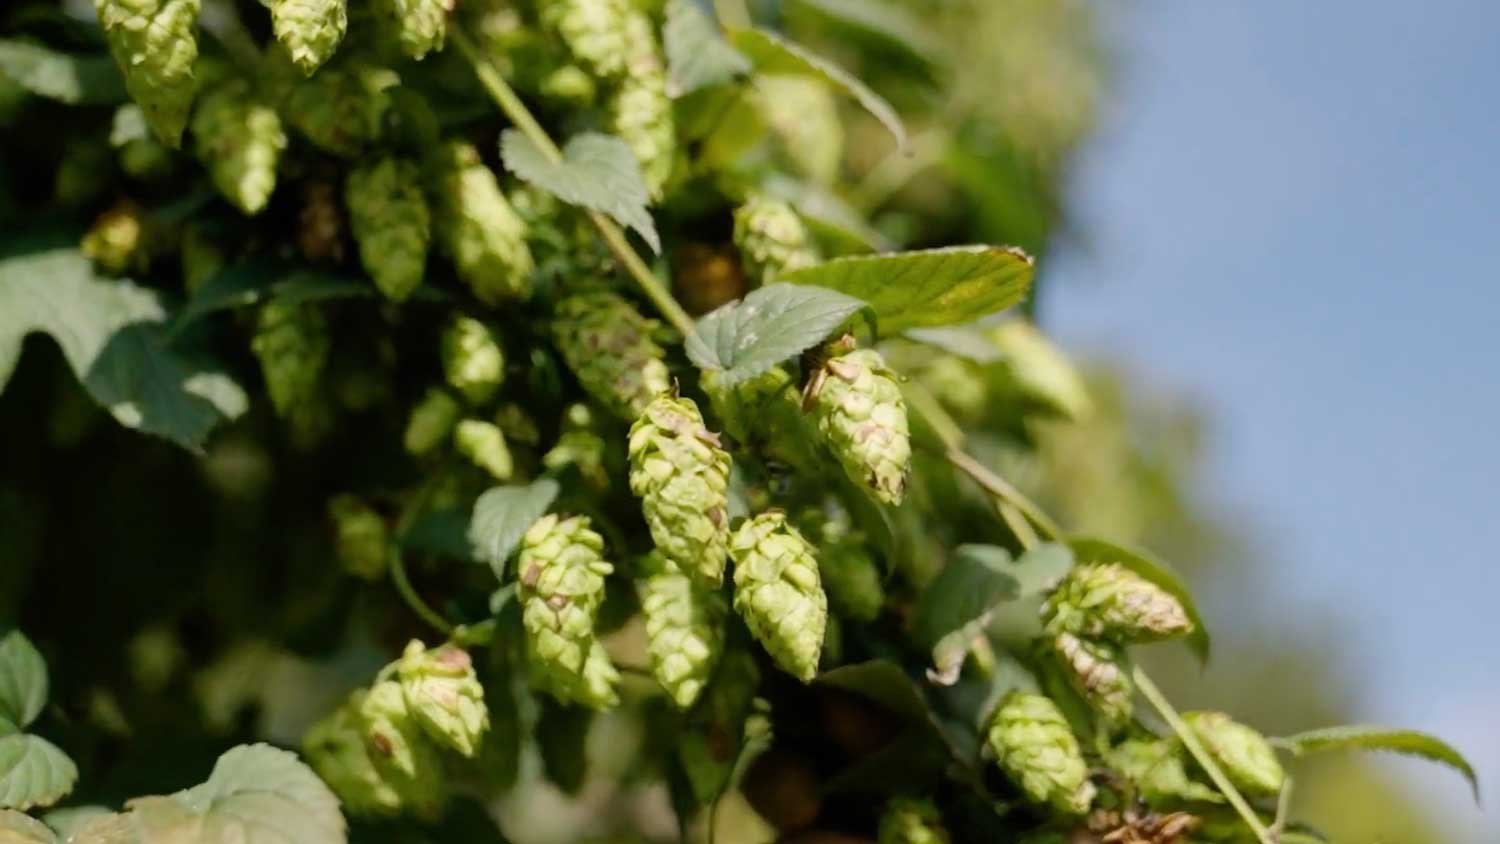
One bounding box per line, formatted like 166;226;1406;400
1052;632;1133;727
347;156;430;302
454;419;514;480
635;552;726;709
192;79;286;215
1183;711;1285;797
552;291;671;419
809;340;912;505
609;10;674;197
375;0;451;60
1043;563;1193;643
441;316;505;404
95;0;199;147
986;690;1096;814
732;194;818;285
396;640;489;757
272;0;347;75
730;511;827;682
628;396;732;584
518;514;620;709
878;797;950;844
428;141;533;305
541;0;630;79
1107;738;1219;805
327;494;387;580
302;700;402;817
677;649;761;804
404;388;460;456
252;301;330;419
286;65;398;157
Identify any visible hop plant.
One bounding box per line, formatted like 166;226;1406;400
986;690;1096;815
192;79;287;215
251;300;330;420
808;338;912;505
540;0;630;79
878;796;950;844
677;649;761;805
95;0;200;147
347;156;430;302
635;551;726;709
272;0;348;75
1043;563;1193;643
302;700;402;817
729;511;827;682
551;291;671;419
404;388;461;456
517;514;620;709
327;494;388;580
428;141;534;304
285;65;398;157
396;640;489;758
441;316;505;405
357;682;448;819
609;10;674;197
1182;711;1285;797
374;0;452;60
1052;632;1133;727
628;395;732;584
454;419;514;480
732;194;819;285
1107;737;1220;806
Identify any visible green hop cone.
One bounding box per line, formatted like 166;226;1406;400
454;419;514;480
285;65;398;157
635;551;726;709
517;514;620;709
732;194;819;285
251;300;330;419
1107;737;1220;806
552;291;671;420
702;366;821;471
192;79;287;215
878;796;950;844
302;700;402;817
356;682;448;819
543;403;610;489
809;339;912;505
374;0;451;59
1052;632;1133;727
628;395;733;584
441;316;505;404
809;516;885;622
347;156;430;302
428;141;534;304
1182;711;1285;797
396;640;489;758
986;690;1096;814
404;388;461;456
272;0;348;75
95;0;200;147
1042;563;1193;643
82;200;151;276
541;0;630;79
609;9;674;198
730;511;827;682
327;494;388;580
677;649;760;805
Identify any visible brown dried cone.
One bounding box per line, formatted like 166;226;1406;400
672;242;747;315
300;179;346;263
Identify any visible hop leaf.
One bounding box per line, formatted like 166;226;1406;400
985;690;1096;815
730;511;827;682
677;649;761;804
396;640;489;758
635;551;726;708
609;10;675;198
272;0;348;75
1106;737;1221;806
517;514;620;709
878;796;950;844
192;79;287;215
347;156;430;302
403;388;460;456
628;395;733;584
302;700;402;817
356;682;448;819
251;300;330;419
285;65;398;157
808;339;912;505
1052;632;1132;727
1183;711;1285;797
733;194;819;285
454;419;514;481
1043;562;1194;643
441;316;505;405
327;495;388;580
541;0;631;79
374;0;452;60
428;141;534;304
552;291;671;420
95;0;200;147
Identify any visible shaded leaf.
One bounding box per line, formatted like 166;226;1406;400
1275;725;1479;802
401;508;477;561
0;809;59;844
172;261;373;334
499;130;660;253
1069;536;1210;663
468;480;561;581
816;660;927;722
663;0;750;98
684;282;868;385
903;325;1003;364
910;545;1023;684
0;40;124;105
0;735;76;811
0;631;45;729
778;245;1033;333
536;702;590;795
788;0;944;66
1011;543;1074;600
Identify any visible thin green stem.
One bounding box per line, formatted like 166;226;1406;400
389;548;454;636
1272;775;1294;839
1133;666;1274;844
944;447;1062;541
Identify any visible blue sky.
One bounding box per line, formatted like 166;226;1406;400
1043;1;1499;837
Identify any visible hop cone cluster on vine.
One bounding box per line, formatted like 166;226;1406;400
635;551;726;709
1043;562;1193;643
729;511;827;682
552;291;671;419
808;337;912;505
517;514;620;709
987;690;1096;814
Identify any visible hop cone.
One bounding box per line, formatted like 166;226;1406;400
628;396;732;584
730;511;827;682
543;403;610;489
1052;632;1133;727
1107;738;1220;805
454;419;514;481
811;518;885;622
441;316;505;404
396;640;489;758
552;291;671;419
878;797;950;844
428;141;534;304
702;366;821;471
192;79;286;215
95;0;199;147
609;10;674;198
347;156;430;302
286;65;398;157
356;682;448;819
636;551;726;709
374;0;451;59
1183;711;1285;797
518;514;620;709
733;194;818;285
809;340;912;505
986;691;1096;814
677;649;761;805
252;301;330;418
1043;563;1193;643
327;495;387;580
302;700;401;817
541;0;630;79
272;0;347;75
404;388;460;456
82;200;151;276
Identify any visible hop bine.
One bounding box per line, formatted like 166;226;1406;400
878;796;951;844
192;79;286;215
628;395;733;584
635;551;726;709
986;690;1096;815
730;511;827;682
271;0;347;75
347;156;431;302
806;336;912;505
95;0;199;147
1052;632;1133;727
551;291;671;420
428;141;534;304
733;194;819;285
1182;711;1285;797
1042;563;1193;643
517;514;620;709
356;682;448;819
396;640;489;758
302;700;402;817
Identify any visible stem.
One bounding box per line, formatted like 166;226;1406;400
453;28;698;339
1272;775;1294;839
389;548;454;636
1133;666;1274;844
944;447;1062;541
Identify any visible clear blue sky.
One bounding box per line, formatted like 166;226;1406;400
1044;1;1499;837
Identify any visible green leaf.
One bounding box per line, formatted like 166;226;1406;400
911;545;1018;649
1274;725;1479;802
1069;536;1211;664
0;809;59;844
778;245;1033;333
499;130;660;253
0;633;43;730
684;282;868;385
535;701;591;795
788;0;944;66
0;735;77;811
0;40;125;105
468;479;561;581
903;325;1003;364
727;28;906;150
0;247;247;451
401;508;477;561
663;0;750;98
172;261;374;335
1010;543;1075;600
816;660;927;722
40;806;114;838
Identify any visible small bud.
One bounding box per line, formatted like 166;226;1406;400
327;495;388;580
1043;563;1193;643
1183;711;1285;797
552;291;671;420
808;339;912;505
628;396;733;584
396;640;489;758
302;700;402;817
878;796;950;844
733;194;819;285
96;0;200;147
347;156;431;302
518;514;620;709
404;388;461;456
454;419;514;481
441;316;505;405
1052;632;1133;727
986;691;1096;814
730;511;827;682
636;552;726;708
356;682;448;819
